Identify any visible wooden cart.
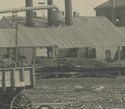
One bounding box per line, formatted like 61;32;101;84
0;67;35;109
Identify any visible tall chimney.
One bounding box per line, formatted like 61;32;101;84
110;0;116;24
25;0;33;26
65;0;73;25
47;0;53;25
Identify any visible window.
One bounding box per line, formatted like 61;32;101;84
105;50;111;60
68;48;78;58
47;47;53;58
85;48;96;58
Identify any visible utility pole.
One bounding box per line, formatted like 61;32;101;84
0;5;58;66
12;12;18;66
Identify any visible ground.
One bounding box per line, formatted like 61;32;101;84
24;77;125;109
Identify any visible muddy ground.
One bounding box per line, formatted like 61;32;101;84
24;77;125;109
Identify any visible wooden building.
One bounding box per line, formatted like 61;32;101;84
94;0;125;26
0;16;124;64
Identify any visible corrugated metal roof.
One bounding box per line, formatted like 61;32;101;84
72;17;125;47
118;27;125;36
95;0;125;9
119;27;125;31
0;16;51;28
0;17;13;28
0;16;124;48
0;29;55;48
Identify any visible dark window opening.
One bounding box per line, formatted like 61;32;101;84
85;48;96;58
47;47;53;58
20;70;24;82
122;46;125;59
68;48;78;58
105;50;111;60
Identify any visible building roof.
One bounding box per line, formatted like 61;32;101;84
0;16;124;48
94;0;125;10
118;27;125;35
0;16;50;28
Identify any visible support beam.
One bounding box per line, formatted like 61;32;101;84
33;47;36;65
14;13;19;65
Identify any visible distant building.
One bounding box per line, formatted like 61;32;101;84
94;0;125;26
0;16;125;62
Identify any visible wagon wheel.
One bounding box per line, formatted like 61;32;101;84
10;93;32;109
38;105;54;109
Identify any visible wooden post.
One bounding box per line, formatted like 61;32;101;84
33;47;36;65
30;68;35;88
118;46;121;60
15;19;18;63
7;48;10;58
20;68;24;82
11;68;16;90
2;70;6;91
13;12;19;66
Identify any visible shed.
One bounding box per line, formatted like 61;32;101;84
94;0;125;26
0;16;124;60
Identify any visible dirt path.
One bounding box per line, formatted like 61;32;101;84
24;78;125;109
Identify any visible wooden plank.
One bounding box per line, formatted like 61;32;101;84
20;68;24;82
0;67;35;89
11;68;15;89
24;69;30;86
15;68;24;87
30;68;35;88
0;67;33;71
0;71;2;87
5;70;11;87
118;46;121;60
2;70;6;91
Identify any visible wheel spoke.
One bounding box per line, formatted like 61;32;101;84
23;97;29;104
15;98;21;106
21;95;26;104
25;103;32;107
10;94;32;109
12;106;20;109
13;98;21;106
21;95;25;106
24;100;30;105
13;102;19;106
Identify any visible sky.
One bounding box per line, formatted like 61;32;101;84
0;0;108;17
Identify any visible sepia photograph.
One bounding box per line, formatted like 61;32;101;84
0;0;125;109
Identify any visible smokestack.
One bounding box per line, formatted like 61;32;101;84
47;0;53;25
110;0;116;24
25;0;33;26
65;0;73;25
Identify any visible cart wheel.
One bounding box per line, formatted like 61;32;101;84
38;105;54;109
10;93;32;109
